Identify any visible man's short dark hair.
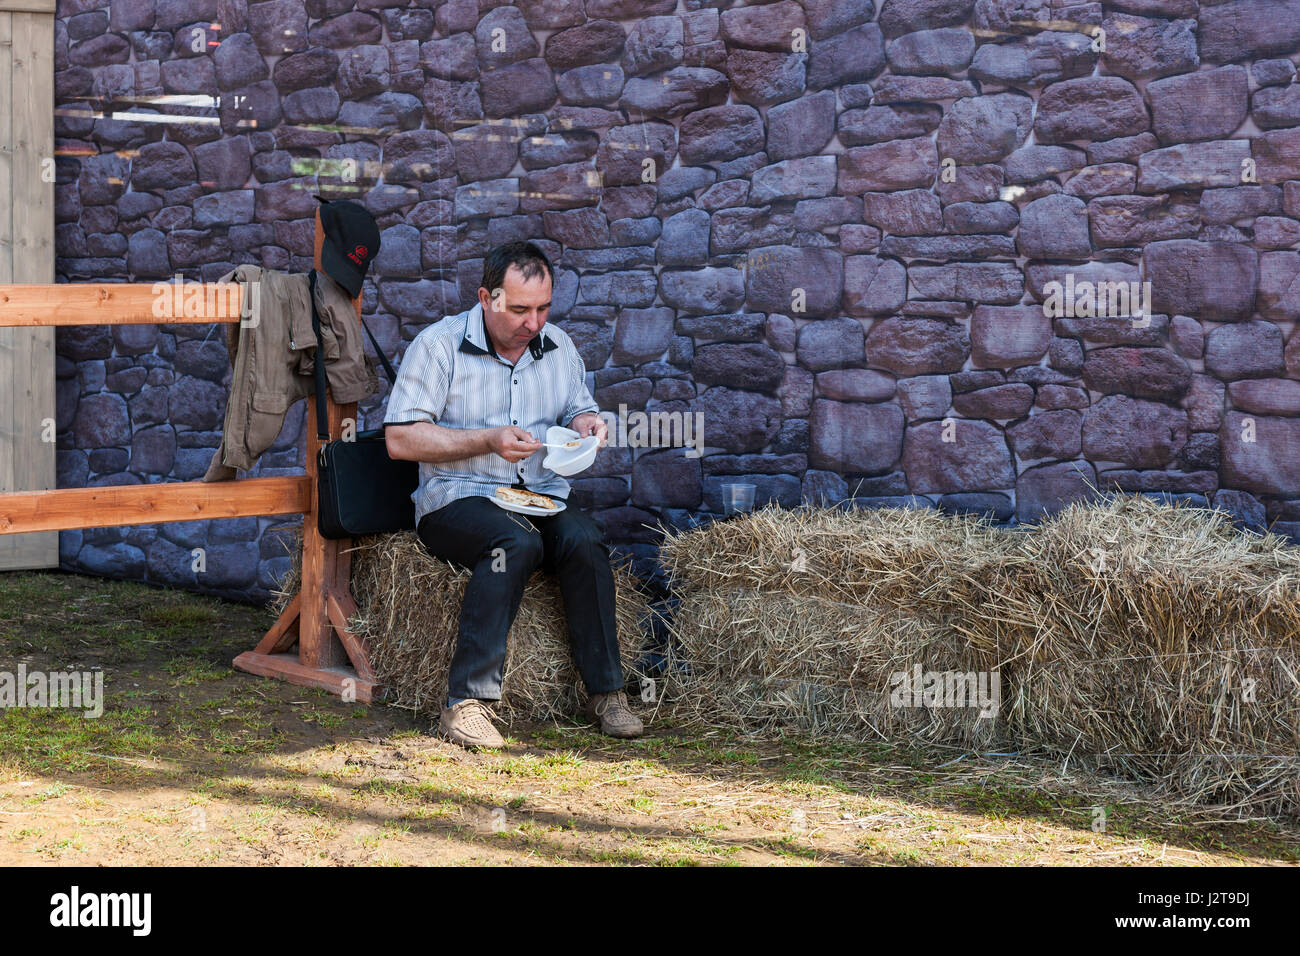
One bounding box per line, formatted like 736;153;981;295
481;241;554;294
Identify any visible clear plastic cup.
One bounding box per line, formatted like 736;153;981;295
721;482;756;516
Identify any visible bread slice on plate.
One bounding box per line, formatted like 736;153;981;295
494;486;558;511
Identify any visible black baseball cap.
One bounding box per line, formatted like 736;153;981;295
315;196;380;298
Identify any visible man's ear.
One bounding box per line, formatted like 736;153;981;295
481;286;510;314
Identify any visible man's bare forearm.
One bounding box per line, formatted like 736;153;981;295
386;421;492;464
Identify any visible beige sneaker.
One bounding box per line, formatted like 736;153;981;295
439;699;505;750
585;690;644;739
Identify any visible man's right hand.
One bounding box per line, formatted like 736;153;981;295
486;426;542;463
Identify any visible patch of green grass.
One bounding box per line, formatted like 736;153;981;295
494;750;587;779
296;707;348;730
0;704;165;774
25;782;71;803
142;604;220;631
161;658;229;685
717;749;759;765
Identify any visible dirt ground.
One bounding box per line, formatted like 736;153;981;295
1;570;1297;866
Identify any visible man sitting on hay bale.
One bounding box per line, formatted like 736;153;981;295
383;241;644;749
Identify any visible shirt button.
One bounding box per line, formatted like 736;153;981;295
512;419;517;425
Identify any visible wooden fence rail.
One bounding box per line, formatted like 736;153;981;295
0;214;378;701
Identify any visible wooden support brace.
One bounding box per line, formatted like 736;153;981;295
233;388;377;703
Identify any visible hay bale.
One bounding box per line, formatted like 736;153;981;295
1002;495;1300;815
664;588;1002;748
660;506;1017;748
659;498;1300;816
273;531;651;720
660;505;1022;650
267;526;303;619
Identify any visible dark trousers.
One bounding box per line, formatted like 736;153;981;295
416;495;625;704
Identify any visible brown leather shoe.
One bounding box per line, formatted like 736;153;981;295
585;690;644;739
439;699;505;750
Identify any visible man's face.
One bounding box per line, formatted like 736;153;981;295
480;265;552;353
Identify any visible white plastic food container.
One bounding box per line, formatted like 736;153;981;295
542;425;600;477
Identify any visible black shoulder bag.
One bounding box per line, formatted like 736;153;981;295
310;270;420;539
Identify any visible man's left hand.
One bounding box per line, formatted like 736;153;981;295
570;411;608;447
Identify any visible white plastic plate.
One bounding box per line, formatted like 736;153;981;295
490;493;567;517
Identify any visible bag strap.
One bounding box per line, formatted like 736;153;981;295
359;311;398;385
308;269;400;443
309;270;329;443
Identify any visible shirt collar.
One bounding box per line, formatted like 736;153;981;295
458;302;558;362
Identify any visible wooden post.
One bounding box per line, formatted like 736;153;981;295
231;209;378;702
0;1;57;571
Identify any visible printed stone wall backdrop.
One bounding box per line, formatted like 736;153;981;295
50;0;1300;601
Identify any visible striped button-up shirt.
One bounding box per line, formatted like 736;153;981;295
383;302;599;524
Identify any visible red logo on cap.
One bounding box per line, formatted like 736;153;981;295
347;244;368;265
